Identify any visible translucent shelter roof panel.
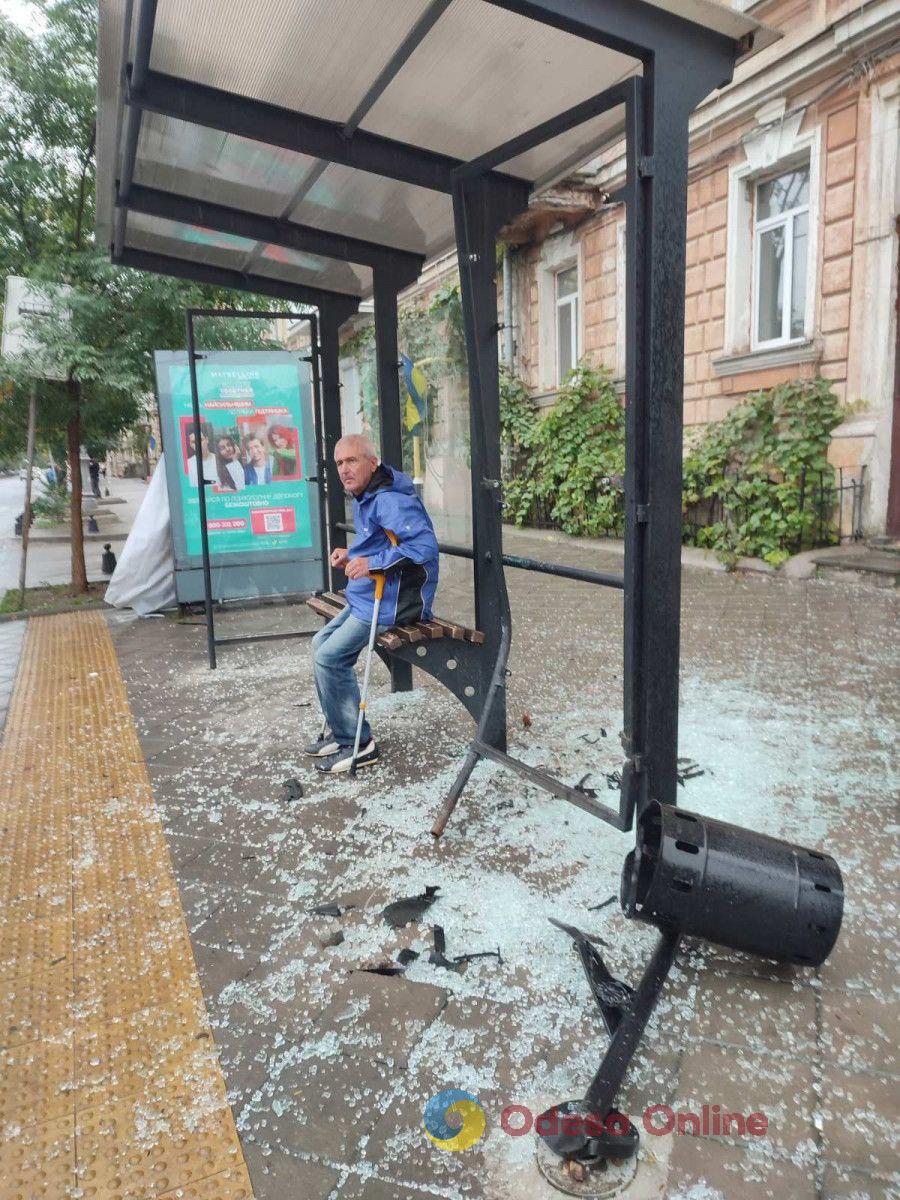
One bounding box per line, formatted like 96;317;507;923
126;211;370;295
134;115;323;218
96;0;776;301
359;0;634;182
294;164;453;259
151;0;437;119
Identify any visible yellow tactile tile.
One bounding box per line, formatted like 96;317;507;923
0;613;253;1197
0;1035;75;1128
0;960;74;1049
158;1163;255;1199
0;1113;75;1200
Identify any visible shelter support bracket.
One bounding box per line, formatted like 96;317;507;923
374;636;486;722
536;931;681;1164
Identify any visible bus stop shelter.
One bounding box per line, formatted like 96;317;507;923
95;0;826;1179
97;0;774;815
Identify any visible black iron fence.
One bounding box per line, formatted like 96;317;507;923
682;466;866;553
516;467;866;556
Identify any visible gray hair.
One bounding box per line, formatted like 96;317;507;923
335;433;378;459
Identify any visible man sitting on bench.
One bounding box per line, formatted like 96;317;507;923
306;433;440;774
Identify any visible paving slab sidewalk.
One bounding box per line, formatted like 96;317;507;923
1;535;895;1199
101;539;899;1199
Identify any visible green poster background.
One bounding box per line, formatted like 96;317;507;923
162;355;314;558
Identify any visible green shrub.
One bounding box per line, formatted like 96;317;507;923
682;378;843;566
503;364;625;537
30;479;69;524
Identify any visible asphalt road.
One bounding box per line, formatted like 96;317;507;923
0;474;127;593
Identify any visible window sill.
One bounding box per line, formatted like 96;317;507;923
711;340;821;378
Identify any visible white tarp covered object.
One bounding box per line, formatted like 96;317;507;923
105;454;177;614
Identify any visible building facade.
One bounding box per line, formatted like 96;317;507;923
329;0;899;538
511;0;899;536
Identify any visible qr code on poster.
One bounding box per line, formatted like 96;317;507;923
263;511;284;533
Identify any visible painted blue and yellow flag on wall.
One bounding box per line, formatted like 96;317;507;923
400;353;428;433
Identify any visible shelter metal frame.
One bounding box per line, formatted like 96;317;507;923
184;307;329;669
112;0;741;828
108;0;760;1165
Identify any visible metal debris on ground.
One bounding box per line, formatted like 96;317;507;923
428;924;503;972
359;946;421;977
676;757;705;785
381;884;440;928
359;960;407;976
549;918;632;1020
282;777;305;801
547;917;607;947
573;772;598;797
579;728;607;745
309;902;346;917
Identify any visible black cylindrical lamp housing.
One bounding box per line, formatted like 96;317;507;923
621;801;843;966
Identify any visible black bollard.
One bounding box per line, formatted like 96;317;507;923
621;801;843;966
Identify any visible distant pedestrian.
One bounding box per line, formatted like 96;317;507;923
88;458;101;498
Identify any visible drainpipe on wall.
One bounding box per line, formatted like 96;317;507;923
502;245;514;370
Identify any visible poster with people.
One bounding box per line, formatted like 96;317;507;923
154;351;316;562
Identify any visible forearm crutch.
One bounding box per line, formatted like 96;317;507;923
349;529;397;775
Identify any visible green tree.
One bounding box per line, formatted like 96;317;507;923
0;1;273;592
0;0;97;267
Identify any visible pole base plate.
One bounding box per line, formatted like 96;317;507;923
535;1137;639;1197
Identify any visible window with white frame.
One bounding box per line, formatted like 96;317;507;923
752;163;810;348
555;264;579;384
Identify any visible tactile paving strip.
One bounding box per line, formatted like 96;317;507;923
0;612;253;1197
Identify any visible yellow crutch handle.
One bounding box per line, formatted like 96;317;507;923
372;528;398;601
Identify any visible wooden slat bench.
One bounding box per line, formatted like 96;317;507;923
306;590;484;651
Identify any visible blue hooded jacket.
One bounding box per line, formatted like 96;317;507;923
345;464;439;626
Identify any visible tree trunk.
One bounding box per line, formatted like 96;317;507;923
17;385;38;609
67;379;88;594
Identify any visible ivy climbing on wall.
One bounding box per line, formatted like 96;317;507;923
682;378;845;566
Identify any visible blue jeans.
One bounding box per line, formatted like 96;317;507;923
312;607;390;746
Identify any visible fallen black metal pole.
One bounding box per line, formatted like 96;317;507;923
537;930;681;1163
472;740;627;829
214;630;316;647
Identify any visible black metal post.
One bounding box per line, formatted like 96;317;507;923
622;53;733;817
318;305;347;592
621;77;649;825
184;310;217;669
451;174;531;752
584;930;680;1113
373;269;404;471
307;316;329;593
373;268;412;694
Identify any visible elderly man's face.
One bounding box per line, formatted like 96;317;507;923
335;441;377;495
